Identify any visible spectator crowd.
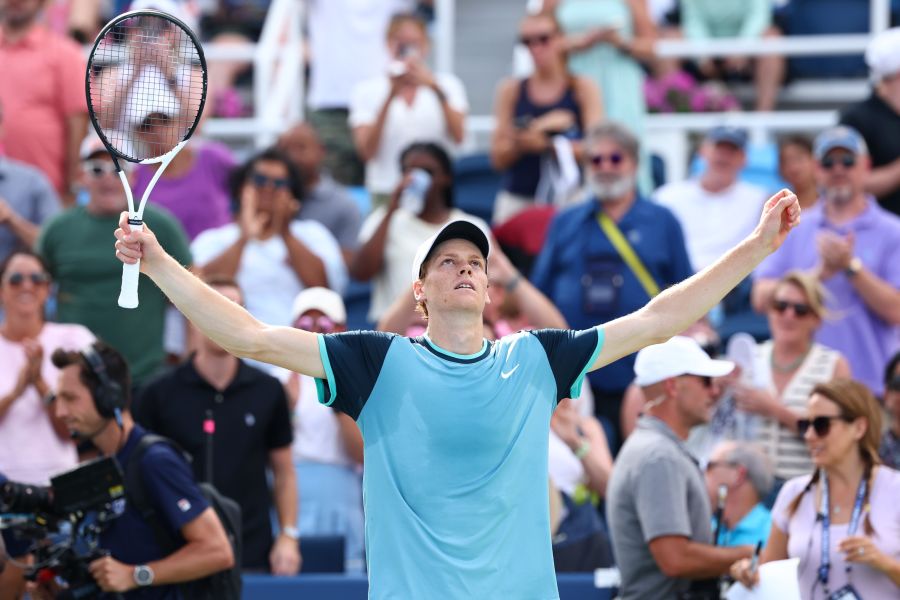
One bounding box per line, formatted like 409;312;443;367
1;0;899;598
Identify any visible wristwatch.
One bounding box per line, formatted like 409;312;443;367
845;257;863;278
281;525;301;540
133;564;154;587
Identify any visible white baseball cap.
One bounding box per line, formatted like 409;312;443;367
290;287;346;324
634;336;735;387
866;27;900;81
410;219;491;283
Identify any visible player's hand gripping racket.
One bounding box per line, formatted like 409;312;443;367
86;9;206;308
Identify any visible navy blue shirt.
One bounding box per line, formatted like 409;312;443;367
100;424;209;599
531;197;693;392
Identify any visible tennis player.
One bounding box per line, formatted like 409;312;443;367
114;189;800;599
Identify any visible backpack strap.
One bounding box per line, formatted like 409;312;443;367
123;433;190;554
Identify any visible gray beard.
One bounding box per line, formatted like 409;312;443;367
589;175;636;202
824;186;854;206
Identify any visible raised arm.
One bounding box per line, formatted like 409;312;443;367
114;213;325;378
591;190;801;371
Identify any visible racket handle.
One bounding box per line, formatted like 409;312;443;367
117;222;144;309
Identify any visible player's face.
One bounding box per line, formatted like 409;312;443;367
0;253;50;315
419;239;489;317
54;365;105;438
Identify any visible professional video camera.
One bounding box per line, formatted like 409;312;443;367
0;457;125;599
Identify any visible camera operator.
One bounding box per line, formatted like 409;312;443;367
33;342;233;598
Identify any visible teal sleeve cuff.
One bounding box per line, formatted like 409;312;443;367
314;334;338;406
569;326;604;399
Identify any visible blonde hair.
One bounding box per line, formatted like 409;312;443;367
386;12;427;41
774;270;830;320
787;379;883;535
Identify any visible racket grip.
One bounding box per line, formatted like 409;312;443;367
117;222;144;309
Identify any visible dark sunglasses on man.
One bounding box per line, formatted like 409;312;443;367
821;154;856;170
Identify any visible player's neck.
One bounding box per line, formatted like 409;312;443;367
424;314;485;356
193;350;240;391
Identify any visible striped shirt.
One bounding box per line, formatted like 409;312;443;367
754;341;839;479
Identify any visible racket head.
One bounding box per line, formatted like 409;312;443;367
85;9;207;164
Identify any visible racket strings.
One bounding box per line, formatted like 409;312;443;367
88;14;205;162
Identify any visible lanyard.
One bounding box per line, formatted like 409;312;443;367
818;470;868;588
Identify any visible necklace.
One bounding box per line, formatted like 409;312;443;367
771;346;811;373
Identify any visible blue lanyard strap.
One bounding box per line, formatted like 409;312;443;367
818;470;868;587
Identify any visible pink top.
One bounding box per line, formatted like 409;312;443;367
772;467;900;600
0;26;86;193
0;323;95;484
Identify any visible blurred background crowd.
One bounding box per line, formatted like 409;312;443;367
0;0;899;595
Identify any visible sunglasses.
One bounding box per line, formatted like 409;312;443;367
5;272;50;286
821;155;856;170
82;160;119;178
251;172;290;189
294;315;337;333
771;299;813;317
589;153;624;167
519;33;554;47
797;415;852;437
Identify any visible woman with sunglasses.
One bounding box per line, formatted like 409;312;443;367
732;272;850;497
350;12;468;209
730;380;900;598
280;287;365;573
0;250;95;488
191;148;347;329
491;11;603;224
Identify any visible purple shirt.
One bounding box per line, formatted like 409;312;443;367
772;467;900;600
755;198;900;395
133;141;235;240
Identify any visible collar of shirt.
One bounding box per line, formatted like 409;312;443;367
729;503;770;537
178;355;266;392
809;195;882;232
114;423;149;466
635;414;698;465
0;24;47;49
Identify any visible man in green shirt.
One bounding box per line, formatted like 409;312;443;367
37;136;191;388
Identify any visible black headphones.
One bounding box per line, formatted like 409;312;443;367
80;344;125;420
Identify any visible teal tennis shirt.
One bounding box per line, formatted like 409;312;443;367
315;328;603;599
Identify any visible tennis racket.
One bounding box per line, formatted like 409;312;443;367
86;9;206;308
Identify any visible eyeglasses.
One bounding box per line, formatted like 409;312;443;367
797;415;852;437
82;160;119;178
589;153;624;167
251;172;290;189
771;299;814;317
821;155;856;170
4;272;50;286
294;315;337;333
519;33;554;47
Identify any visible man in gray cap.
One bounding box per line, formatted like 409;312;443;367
753;125;900;396
606;336;752;600
840;27;900;217
654;126;768;272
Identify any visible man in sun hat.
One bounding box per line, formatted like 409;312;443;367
114;171;801;598
607;336;753;599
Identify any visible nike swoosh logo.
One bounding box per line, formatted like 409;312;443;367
501;364;520;379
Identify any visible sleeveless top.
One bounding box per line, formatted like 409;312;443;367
755;341;840;480
502;78;583;197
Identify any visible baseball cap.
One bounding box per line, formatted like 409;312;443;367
866;27;900;81
706;126;748;150
80;132;109;160
290;287;347;324
813;126;868;161
634;336;735;387
411;220;491;282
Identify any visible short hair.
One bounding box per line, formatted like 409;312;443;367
386;12;428;41
229;147;305;209
722;443;774;500
584;122;640;162
778;134;813;155
0;249;50;282
51;341;132;410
